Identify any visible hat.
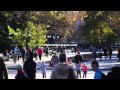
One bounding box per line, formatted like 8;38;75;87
17;64;23;70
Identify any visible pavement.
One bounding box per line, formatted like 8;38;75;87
4;51;120;71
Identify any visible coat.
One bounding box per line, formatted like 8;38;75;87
0;58;8;79
40;63;47;74
50;62;77;79
23;59;36;79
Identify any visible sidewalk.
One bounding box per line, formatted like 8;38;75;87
5;51;120;70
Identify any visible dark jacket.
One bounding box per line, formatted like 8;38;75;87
23;59;36;79
15;70;28;79
108;48;112;55
106;66;120;79
21;48;26;56
0;58;8;79
74;55;83;64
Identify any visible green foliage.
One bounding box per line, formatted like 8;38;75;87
82;11;117;46
25;21;47;48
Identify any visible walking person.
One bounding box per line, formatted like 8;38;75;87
103;47;108;59
17;47;20;61
13;45;19;63
45;47;49;57
117;48;120;62
21;47;26;62
50;53;77;79
34;50;38;61
23;51;36;79
108;46;112;59
51;53;59;67
91;60;106;79
98;47;103;61
40;61;47;79
37;47;43;61
0;57;8;79
91;46;97;60
74;51;83;78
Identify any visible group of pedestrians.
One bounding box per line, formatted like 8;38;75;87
12;46;43;63
91;46;113;61
1;45;120;79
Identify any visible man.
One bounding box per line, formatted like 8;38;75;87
108;46;112;59
74;51;83;78
91;46;97;60
21;47;26;62
91;60;106;79
50;53;77;79
118;48;120;62
23;51;36;79
0;57;8;79
106;66;120;79
13;45;19;63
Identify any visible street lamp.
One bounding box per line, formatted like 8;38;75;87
47;35;52;44
57;36;59;39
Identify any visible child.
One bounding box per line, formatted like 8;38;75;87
81;63;88;79
15;64;28;79
40;61;47;79
67;57;73;65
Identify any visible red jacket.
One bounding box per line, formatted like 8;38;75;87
80;64;88;72
37;48;43;55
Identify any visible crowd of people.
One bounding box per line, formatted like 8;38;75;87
1;45;120;79
90;46;120;62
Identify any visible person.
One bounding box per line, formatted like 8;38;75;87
103;47;108;59
108;46;112;59
51;53;59;67
21;47;26;62
91;60;106;79
91;46;97;60
6;50;10;61
50;53;77;79
37;47;43;61
17;47;21;61
45;47;49;57
13;46;19;63
40;61;47;79
0;57;8;79
23;51;36;79
106;66;120;79
81;63;88;79
3;50;9;61
34;50;38;61
15;64;28;79
74;51;83;78
98;47;103;61
67;57;73;65
117;48;120;62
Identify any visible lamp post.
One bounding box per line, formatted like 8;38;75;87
47;35;52;44
53;35;60;44
47;35;60;44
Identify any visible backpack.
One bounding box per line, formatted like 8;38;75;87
101;72;107;79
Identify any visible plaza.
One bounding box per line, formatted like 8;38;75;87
4;51;120;79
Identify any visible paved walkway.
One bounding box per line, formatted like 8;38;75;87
4;51;120;70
